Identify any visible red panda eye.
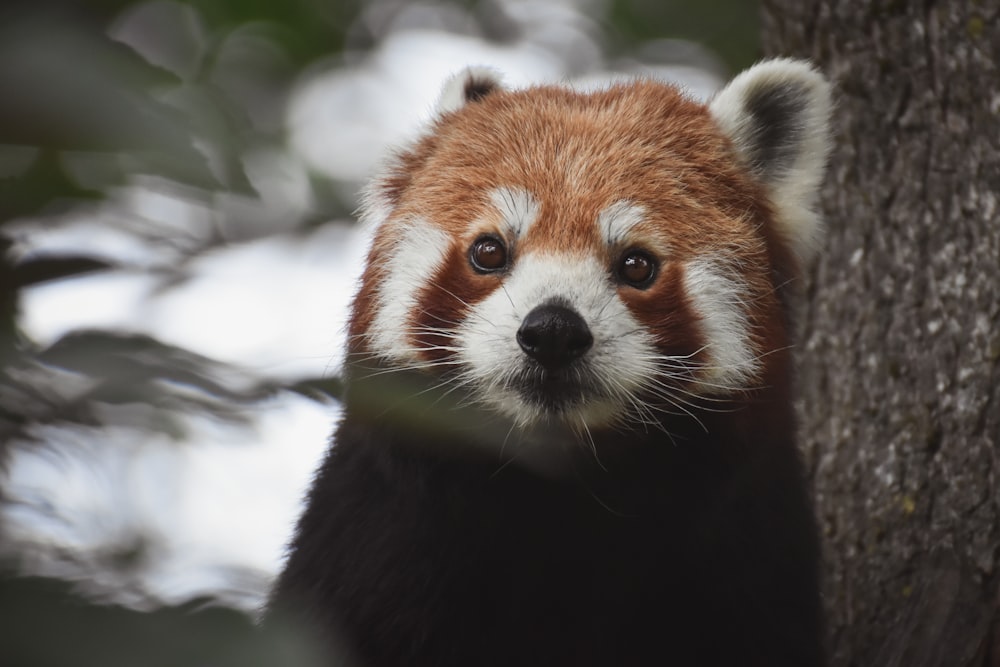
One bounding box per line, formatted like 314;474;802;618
618;250;656;287
469;235;508;273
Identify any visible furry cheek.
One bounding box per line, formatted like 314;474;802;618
366;216;452;365
681;257;761;391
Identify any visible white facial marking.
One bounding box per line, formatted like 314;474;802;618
682;258;760;390
490;187;539;238
369;217;451;362
455;252;658;427
597;200;646;247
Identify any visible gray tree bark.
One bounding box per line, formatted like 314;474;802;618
761;1;1000;665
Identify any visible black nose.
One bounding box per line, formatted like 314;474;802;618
516;303;594;371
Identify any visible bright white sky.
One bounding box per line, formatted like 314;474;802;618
3;0;722;610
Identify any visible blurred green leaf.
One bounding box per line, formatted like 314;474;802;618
0;570;332;667
38;329;277;405
13;256;115;287
0;14;252;193
287;375;344;402
0;150;104;220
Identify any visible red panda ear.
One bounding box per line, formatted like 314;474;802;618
709;58;833;265
436;66;505;115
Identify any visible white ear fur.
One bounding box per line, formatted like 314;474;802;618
436;66;505;116
709;58;833;265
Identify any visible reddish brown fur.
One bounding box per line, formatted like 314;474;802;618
351;80;802;390
411;245;502;363
627;262;705;370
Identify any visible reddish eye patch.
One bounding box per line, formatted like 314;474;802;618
617;249;657;288
469;235;508;273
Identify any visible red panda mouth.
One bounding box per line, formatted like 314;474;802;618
508;365;602;415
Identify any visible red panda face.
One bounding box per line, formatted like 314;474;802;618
348;62;831;431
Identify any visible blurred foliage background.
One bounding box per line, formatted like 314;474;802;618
0;0;758;663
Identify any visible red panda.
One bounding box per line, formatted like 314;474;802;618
270;59;833;667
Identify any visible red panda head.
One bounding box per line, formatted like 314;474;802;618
347;60;832;431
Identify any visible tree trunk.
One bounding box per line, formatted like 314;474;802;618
760;1;1000;665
